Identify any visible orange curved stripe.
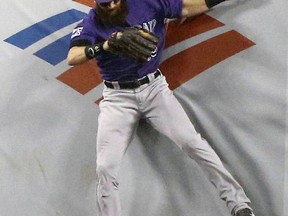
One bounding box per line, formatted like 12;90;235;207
165;14;224;48
73;0;95;7
57;60;102;95
160;30;255;90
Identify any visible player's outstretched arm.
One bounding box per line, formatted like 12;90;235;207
182;0;225;17
67;27;159;65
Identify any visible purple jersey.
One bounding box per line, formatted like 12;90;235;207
70;0;182;81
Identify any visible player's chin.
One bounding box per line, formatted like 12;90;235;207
108;9;121;16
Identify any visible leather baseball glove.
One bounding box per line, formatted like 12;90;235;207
107;27;160;62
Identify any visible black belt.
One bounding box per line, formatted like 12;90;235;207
104;70;161;89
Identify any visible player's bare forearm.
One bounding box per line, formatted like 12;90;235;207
182;0;226;17
67;46;88;65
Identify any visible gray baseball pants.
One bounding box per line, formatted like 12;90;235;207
96;72;251;216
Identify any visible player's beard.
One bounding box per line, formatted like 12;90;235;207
96;0;129;27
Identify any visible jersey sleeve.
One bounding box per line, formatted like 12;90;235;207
69;9;97;48
157;0;183;18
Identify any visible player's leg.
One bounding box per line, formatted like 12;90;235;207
96;88;141;216
143;76;251;215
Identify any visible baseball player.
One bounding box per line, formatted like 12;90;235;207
67;0;255;216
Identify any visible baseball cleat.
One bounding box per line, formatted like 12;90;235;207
235;208;255;216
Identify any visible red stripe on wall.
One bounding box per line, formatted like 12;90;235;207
165;14;224;48
57;60;102;95
160;30;255;90
73;0;94;7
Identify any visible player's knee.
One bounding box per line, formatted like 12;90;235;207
97;179;119;198
178;135;207;155
96;165;119;197
176;136;196;149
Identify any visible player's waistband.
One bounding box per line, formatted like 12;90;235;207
104;69;162;89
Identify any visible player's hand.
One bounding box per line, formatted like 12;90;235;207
106;27;160;62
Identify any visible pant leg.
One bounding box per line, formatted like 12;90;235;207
143;76;251;214
96;88;140;216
